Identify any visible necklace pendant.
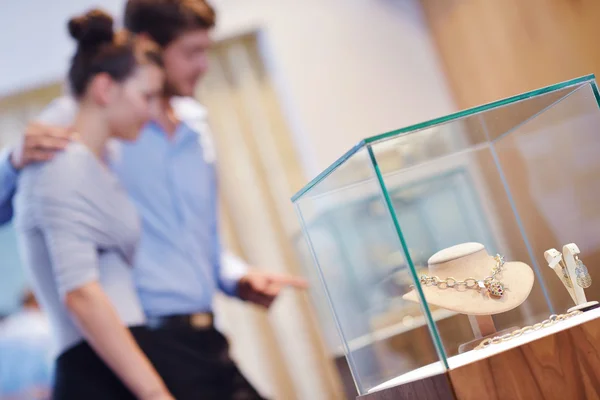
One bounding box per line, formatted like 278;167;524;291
485;280;505;299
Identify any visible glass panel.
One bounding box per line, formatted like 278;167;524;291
370;80;600;377
370;109;554;373
492;82;600;313
294;147;444;394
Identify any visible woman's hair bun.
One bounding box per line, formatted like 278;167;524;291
68;9;114;48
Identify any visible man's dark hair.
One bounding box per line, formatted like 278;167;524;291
124;0;216;47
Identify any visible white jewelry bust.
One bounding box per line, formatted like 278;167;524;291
403;243;535;315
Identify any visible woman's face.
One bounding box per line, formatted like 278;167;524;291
107;64;164;141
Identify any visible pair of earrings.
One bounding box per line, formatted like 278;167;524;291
560;254;592;289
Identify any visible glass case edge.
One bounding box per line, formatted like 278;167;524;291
366;144;450;370
490;82;590;145
291;140;366;202
591;79;600;108
364;74;596;145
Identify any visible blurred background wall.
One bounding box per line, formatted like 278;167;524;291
421;0;600;109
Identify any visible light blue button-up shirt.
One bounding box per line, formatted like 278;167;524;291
0;96;248;317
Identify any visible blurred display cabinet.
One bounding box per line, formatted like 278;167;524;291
292;75;600;399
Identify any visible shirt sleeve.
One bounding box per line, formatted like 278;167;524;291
0;148;18;224
0;96;78;226
41;215;100;298
218;251;249;297
30;157;100;298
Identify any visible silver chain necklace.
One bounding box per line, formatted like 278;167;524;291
419;254;507;299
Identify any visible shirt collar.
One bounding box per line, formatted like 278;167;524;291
142;97;215;163
169;97;216;163
170;96;208;122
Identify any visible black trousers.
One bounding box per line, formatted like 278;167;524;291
53;326;266;400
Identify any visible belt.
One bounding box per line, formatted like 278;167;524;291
146;313;214;330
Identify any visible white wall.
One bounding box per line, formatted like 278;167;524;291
0;0;455;178
212;0;456;177
0;0;124;96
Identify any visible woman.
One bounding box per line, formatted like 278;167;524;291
13;9;173;400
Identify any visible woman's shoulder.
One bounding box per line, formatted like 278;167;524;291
19;142;99;199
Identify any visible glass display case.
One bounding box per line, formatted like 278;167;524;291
292;75;600;396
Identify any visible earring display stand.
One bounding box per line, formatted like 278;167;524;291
563;244;599;313
546;244;599;313
545;248;578;303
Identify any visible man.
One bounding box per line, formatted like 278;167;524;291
0;0;306;398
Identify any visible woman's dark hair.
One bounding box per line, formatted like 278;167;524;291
68;9;163;98
124;0;216;47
